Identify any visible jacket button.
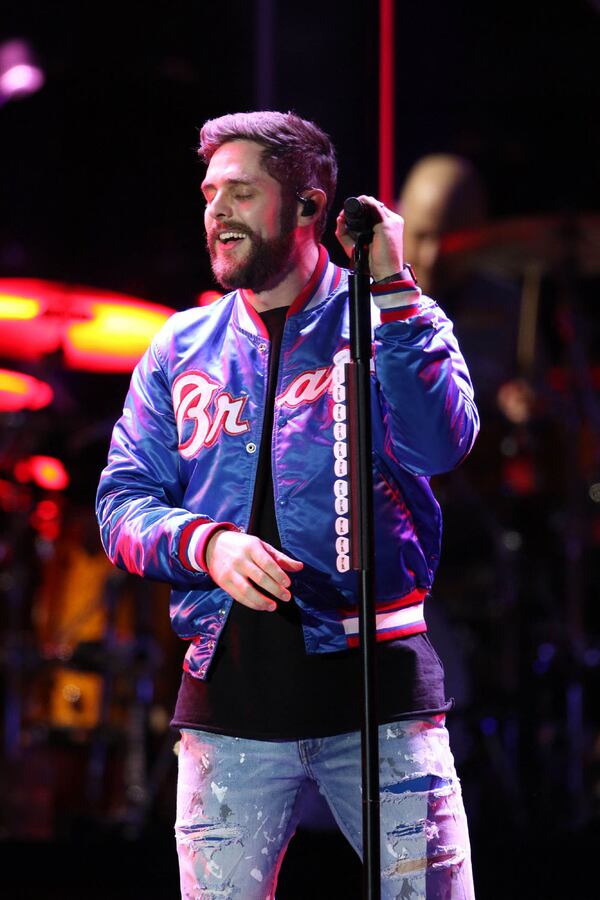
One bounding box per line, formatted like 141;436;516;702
258;342;268;352
246;442;257;454
207;639;216;651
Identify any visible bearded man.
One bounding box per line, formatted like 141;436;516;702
97;111;478;899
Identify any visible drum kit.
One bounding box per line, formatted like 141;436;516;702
0;279;178;835
441;211;600;371
0;211;598;833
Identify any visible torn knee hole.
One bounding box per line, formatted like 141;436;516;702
381;774;454;796
382;845;467;879
176;822;244;848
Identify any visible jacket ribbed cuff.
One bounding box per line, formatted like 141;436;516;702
179;520;240;573
371;278;422;322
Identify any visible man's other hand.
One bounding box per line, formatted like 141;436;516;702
204;530;304;612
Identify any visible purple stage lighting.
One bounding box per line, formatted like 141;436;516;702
0;39;45;104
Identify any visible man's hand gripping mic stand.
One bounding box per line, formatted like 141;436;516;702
344;197;381;900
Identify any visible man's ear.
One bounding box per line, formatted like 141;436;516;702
296;189;327;227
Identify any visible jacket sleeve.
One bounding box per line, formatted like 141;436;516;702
95;337;223;589
372;292;480;477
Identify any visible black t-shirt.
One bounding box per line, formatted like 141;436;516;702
172;305;451;739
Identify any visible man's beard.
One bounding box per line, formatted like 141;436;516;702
207;202;297;293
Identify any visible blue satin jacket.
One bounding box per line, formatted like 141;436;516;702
96;249;479;679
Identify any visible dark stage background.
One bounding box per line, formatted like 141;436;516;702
1;2;600;897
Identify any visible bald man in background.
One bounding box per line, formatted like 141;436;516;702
398;154;523;410
399;154;487;298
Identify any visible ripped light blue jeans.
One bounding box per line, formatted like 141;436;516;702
175;717;475;899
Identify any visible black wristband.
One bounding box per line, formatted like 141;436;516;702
373;263;417;286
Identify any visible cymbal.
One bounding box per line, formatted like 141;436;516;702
440;213;600;277
0;279;176;373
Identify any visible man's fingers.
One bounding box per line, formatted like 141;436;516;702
249;544;289;586
244;559;292;602
335;211;353;248
355;194;386;222
207;532;303;611
251;542;303;583
271;548;304;572
228;571;277;612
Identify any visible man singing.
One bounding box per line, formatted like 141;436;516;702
97;111;478;898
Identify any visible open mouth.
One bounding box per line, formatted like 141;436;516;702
217;231;248;246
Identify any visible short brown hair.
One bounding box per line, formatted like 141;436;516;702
199;111;338;239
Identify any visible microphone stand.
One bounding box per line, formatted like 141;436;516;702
345;202;380;900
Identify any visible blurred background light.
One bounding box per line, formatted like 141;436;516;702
0;368;54;412
0;39;44;105
14;456;69;491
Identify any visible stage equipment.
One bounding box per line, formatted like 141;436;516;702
344;196;380;900
378;0;395;206
440;213;600;278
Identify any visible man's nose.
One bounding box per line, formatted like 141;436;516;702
207;190;234;222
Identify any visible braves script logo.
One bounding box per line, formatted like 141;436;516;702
277;348;351;409
172;371;250;459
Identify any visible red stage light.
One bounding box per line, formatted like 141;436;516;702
30;497;62;540
0;369;54;412
35;498;61;520
0;279;176;372
31;456;69;491
197;290;223;307
14;456;69;491
30;456;69;491
64;298;173;372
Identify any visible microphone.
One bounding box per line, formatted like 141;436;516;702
343;197;379;236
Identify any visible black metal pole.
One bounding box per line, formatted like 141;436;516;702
346;229;381;900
